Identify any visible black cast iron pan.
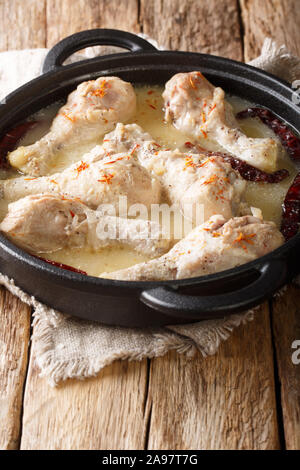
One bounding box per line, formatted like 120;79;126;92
0;29;299;327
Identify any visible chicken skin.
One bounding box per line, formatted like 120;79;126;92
100;122;157;158
0;194;170;256
8;77;136;176
102;214;284;280
96;123;248;223
142;150;247;223
1;73;287;282
1;148;162;212
2;124;247;224
163;72;279;172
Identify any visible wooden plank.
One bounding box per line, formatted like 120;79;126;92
0;0;46;52
0;0;46;450
146;305;280;450
19;0;148;451
46;0;140;48
240;0;300;60
20;358;149;450
240;0;300;449
0;288;31;450
272;286;300;450
15;0;294;451
140;0;243;60
142;0;279;450
20;0;279;451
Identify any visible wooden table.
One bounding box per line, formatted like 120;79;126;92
0;0;299;450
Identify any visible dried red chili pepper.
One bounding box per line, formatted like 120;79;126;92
35;255;87;275
220;153;289;183
184;142;289;183
184;141;194;148
281;172;300;240
0;121;37;168
236;107;300;160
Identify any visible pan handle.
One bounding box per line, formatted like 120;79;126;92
140;258;287;321
43;28;157;73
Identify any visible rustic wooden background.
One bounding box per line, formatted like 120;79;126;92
0;0;299;450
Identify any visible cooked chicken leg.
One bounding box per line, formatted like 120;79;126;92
143;150;248;223
8;77;136;176
1;147;162;212
95;123;248;223
163;72;279;172
101;214;284;280
100;122;158;158
0;194;170;256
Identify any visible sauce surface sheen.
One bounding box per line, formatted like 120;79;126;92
1;85;296;277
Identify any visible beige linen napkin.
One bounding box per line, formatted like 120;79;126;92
0;38;299;386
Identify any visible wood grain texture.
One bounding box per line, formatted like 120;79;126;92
240;0;300;448
1;0;299;450
18;0;149;452
19;0;280;451
20;356;149;450
140;0;279;450
272;286;300;450
46;0;140;47
140;0;243;60
0;0;45;450
146;305;280;450
240;0;300;60
0;288;31;450
0;0;46;52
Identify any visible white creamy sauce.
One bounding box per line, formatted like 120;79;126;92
0;85;297;276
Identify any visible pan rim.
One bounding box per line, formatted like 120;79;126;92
0;49;299;290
